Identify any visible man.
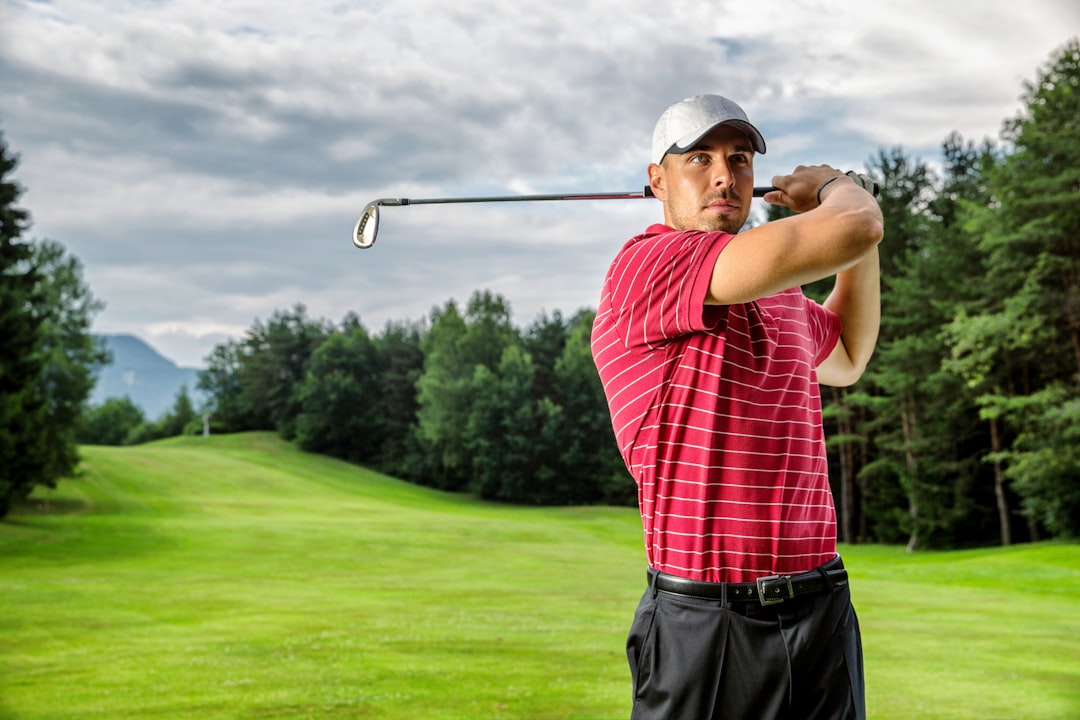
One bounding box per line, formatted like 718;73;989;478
591;94;883;720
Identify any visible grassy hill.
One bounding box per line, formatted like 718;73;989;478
1;434;1077;719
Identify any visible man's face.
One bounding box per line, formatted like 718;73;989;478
649;125;755;234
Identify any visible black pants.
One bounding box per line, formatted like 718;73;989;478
627;562;865;720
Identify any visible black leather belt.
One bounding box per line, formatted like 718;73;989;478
648;560;848;607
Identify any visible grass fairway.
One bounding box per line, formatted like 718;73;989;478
1;433;1077;719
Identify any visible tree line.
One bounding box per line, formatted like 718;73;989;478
78;386;201;446
2;39;1076;546
195;298;635;507
802;39;1080;548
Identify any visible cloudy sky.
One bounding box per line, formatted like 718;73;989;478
1;1;1077;367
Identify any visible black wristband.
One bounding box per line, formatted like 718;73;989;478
816;175;844;205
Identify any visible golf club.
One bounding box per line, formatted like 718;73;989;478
352;185;759;250
353;175;879;249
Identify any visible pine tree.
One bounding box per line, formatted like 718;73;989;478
0;133;46;517
0;133;106;517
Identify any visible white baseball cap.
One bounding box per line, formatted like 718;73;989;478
651;94;767;165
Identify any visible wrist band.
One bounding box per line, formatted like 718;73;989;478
816;175;844;205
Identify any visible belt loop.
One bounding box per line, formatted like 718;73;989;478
816;565;835;591
648;568;659;598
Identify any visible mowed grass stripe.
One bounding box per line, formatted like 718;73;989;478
1;433;1077;719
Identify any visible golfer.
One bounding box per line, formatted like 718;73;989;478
591;94;883;720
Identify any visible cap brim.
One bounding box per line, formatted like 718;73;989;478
665;119;767;160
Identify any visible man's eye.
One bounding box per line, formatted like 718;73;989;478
731;154;749;165
689;154;708;163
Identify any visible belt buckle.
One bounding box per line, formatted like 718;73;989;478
756;574;794;606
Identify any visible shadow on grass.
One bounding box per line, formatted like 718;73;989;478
7;496;90;520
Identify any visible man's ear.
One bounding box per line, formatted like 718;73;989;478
647;163;666;201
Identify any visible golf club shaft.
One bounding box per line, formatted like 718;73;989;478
376;185;773;206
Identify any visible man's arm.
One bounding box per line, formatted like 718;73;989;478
705;166;883;306
816;246;880;386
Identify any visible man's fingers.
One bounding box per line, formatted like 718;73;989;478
763;188;786;206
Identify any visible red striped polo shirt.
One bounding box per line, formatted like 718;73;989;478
591;223;842;583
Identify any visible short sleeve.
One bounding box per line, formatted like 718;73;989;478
605;225;733;349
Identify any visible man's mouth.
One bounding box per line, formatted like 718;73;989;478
704;196;741;213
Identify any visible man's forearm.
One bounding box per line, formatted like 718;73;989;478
825;246;881;375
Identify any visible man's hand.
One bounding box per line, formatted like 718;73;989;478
763;166;877;214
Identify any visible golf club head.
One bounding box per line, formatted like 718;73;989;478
353;202;380;249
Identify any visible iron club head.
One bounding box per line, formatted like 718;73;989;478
353;202;381;249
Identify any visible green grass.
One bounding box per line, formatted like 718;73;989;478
1;433;1077;719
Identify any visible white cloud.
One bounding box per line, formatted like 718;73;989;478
1;0;1077;366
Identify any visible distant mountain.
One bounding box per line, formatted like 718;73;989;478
90;334;206;420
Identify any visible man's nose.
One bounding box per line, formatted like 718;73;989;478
712;162;733;189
